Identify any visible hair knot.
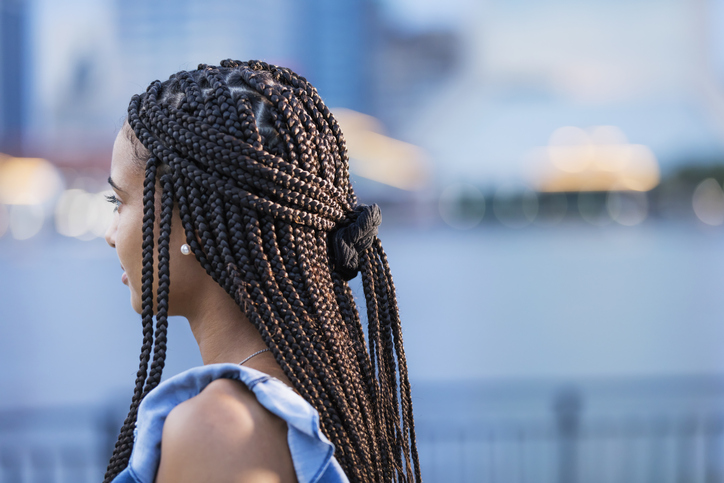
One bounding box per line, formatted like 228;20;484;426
330;204;381;281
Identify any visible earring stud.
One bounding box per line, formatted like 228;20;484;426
180;244;191;255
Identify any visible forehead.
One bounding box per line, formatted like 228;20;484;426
110;125;143;187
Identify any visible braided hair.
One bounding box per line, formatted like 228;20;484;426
103;59;421;483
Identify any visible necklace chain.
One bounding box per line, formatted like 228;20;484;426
238;348;270;366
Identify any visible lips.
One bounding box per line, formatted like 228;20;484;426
122;272;128;284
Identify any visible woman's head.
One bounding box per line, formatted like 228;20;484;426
106;122;212;315
102;60;420;483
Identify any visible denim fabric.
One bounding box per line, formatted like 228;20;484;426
110;363;349;483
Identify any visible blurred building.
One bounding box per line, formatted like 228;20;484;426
13;0;461;177
115;0;377;112
0;0;28;156
294;0;377;113
373;28;460;134
115;0;295;89
29;0;383;168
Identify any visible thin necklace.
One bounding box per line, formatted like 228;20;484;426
238;348;270;366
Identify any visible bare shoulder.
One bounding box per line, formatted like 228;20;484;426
155;378;297;483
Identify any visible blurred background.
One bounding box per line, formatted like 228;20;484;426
3;0;724;481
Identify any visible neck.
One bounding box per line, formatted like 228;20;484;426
178;274;296;391
184;281;267;365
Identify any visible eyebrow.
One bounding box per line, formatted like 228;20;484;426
108;176;127;193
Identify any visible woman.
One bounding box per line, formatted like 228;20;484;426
102;59;421;483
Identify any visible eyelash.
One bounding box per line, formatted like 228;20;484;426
105;194;121;213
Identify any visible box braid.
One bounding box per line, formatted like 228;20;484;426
103;60;420;483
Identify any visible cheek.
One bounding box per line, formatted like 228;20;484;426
116;216;144;280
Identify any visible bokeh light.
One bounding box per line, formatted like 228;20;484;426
333;108;430;191
493;184;538;228
531;126;660;193
607;190;648;226
535;192;568;226
548;126;594;173
438;183;486;230
578;191;612;226
692;178;724;226
55;189;115;240
9;204;45;240
0;156;63;205
0;204;9;238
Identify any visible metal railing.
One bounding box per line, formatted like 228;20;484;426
0;405;119;483
415;387;724;483
3;384;724;483
416;415;724;483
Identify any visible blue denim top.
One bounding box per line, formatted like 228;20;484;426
111;363;349;483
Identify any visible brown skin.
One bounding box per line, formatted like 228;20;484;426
105;123;298;482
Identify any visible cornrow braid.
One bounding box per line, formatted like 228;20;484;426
142;173;173;395
103;59;420;483
103;159;156;481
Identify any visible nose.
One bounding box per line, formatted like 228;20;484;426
105;215;117;248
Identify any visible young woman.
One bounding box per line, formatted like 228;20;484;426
102;59;421;483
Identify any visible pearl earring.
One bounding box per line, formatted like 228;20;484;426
180;244;191;255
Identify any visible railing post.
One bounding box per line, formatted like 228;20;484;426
0;447;23;483
98;405;124;472
554;387;582;483
704;415;723;483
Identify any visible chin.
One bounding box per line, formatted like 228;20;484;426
130;292;143;315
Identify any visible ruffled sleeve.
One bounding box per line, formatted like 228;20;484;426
111;363;348;483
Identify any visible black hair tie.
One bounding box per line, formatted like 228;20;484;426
330;204;382;281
